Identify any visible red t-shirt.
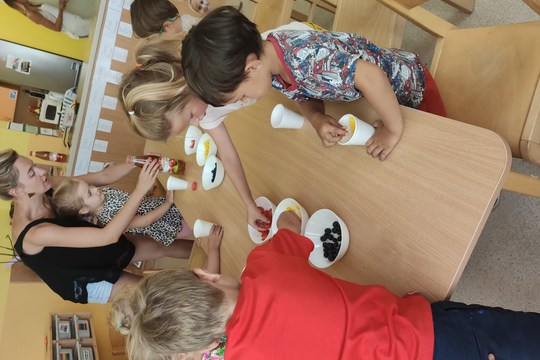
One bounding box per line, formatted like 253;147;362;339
225;229;434;359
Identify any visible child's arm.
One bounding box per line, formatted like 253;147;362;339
50;163;136;189
126;190;174;229
207;123;269;231
354;60;403;160
26;1;65;32
298;99;348;147
26;161;160;250
203;224;223;274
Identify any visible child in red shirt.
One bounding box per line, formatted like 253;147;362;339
111;211;540;360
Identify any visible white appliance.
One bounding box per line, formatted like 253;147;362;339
39;92;63;124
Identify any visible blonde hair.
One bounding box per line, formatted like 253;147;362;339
51;179;86;219
120;36;191;141
109;269;229;360
0;149;20;200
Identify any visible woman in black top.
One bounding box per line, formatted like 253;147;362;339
1;149;192;303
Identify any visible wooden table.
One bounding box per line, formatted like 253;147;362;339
145;91;510;302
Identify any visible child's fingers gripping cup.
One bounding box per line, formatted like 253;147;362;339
271;104;304;129
194;219;216;238
337;114;375;146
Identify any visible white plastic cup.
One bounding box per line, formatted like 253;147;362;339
193;219;215;238
167;176;189;190
337;114;375;146
271;104;304;129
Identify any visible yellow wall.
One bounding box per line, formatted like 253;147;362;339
0;125;31;344
0;3;88;61
2;283;127;360
0;124;122;359
0;123;69;347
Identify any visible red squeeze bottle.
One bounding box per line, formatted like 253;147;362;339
29;151;68;163
126;155;186;175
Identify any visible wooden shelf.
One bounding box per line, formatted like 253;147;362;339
49;313;99;360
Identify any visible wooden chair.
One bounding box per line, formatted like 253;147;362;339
377;0;540;197
248;0;407;48
396;0;475;13
523;0;540;15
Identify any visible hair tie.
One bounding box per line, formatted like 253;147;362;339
128;111;135;115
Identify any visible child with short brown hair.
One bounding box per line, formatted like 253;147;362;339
181;6;447;160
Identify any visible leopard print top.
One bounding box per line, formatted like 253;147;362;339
97;187;183;246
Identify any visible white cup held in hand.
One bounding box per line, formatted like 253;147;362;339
337;114;375;146
193;219;215;238
167;176;189;190
271;104;304;129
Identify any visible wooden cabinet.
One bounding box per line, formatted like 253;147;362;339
50;313;99;360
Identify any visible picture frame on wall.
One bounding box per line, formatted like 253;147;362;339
81;347;94;360
76;342;95;360
59;348;73;360
58;320;71;339
77;319;91;338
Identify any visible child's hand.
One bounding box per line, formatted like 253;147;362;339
365;120;402;160
248;203;269;231
133;160;160;196
165;190;174;204
311;113;348;147
207;224;223;250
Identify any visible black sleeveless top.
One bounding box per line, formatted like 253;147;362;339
14;218;135;303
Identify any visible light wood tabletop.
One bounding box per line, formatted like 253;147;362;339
145;90;510;302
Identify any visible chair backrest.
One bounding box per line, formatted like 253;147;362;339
434;21;540;159
377;0;540;162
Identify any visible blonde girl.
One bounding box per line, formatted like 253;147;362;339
109;226;225;360
52;178;193;246
120;36;268;233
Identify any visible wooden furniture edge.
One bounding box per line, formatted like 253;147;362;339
376;0;458;37
503;171;540;197
445;131;512;298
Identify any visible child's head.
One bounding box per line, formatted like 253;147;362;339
181;6;265;107
109;269;230;360
130;0;183;38
119;36;208;141
52;179;104;218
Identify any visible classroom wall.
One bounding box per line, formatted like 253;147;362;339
1;283;127;360
0;2;90;61
0;125;30;345
0;123;69;346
